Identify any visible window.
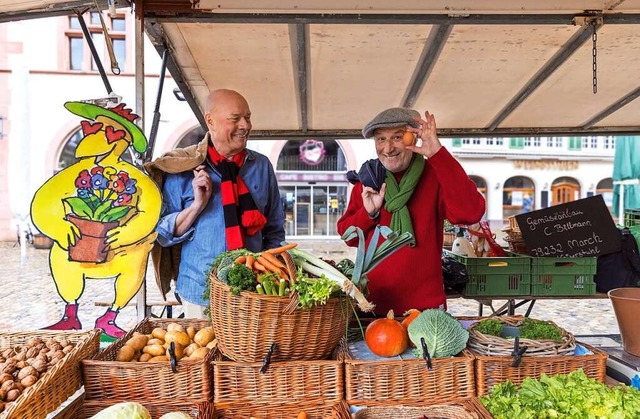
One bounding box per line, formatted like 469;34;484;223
533;137;541;147
472;138;481;145
524;138;532;147
605;136;615;149
462;138;471;145
583;136;598;149
66;12;127;72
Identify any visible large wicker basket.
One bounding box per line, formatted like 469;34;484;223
473;341;607;396
214;352;346;419
352;398;493;419
82;318;215;408
210;270;351;362
340;339;476;406
0;329;100;419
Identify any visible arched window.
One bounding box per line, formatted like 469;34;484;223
57;129;134;172
551;176;581;205
503;176;535;218
596;178;614;208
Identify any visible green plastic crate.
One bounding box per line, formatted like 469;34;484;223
530;256;597;296
444;250;531;297
624;209;640;227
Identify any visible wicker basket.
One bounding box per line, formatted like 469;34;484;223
82;318;214;405
210;269;351;362
213;352;344;418
467;316;576;357
83;400;215;418
352;398;493;419
0;329;100;419
341;340;476;406
214;400;351;419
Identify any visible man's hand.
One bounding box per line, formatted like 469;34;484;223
362;183;386;217
405;111;442;159
192;165;213;211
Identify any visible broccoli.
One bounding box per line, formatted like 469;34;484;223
227;263;257;295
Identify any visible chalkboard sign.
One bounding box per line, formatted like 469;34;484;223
296;202;310;234
515;195;621;257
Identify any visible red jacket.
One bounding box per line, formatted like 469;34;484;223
337;147;485;315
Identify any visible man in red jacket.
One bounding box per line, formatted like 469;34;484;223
337;107;485;315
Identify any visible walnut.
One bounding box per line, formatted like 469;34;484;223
5;389;20;402
17;366;37;381
25;347;40;359
20;375;37;388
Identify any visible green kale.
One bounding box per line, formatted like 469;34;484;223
474;318;503;337
227;263;257;295
519;318;562;342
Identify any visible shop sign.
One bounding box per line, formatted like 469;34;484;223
299;139;326;166
513;160;578;170
515;195;620;257
277;172;347;182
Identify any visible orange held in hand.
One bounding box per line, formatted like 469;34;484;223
402;131;416;146
365;310;409;357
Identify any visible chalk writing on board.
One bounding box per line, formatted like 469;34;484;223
515;195;620;258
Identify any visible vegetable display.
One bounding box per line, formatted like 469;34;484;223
406;309;469;358
115;322;215;363
481;369;640;418
89;401;151;419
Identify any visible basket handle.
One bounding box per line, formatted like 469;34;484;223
168;341;178;373
511;337;528;367
420;337;433;371
487;261;509;267
260;342;277;374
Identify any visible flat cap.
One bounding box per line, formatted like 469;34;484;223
362;107;421;138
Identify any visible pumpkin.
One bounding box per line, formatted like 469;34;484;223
365;310;409;357
401;309;421;329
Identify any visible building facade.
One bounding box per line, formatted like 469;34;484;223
0;12;617;242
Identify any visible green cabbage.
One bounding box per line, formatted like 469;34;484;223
158;413;192;419
407;309;468;358
90;402;151;419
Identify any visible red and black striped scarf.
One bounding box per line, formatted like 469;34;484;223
207;143;267;250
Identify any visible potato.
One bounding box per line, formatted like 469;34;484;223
147;338;164;346
166;342;184;360
184;343;200;358
148;355;169;362
116;345;136;362
151;328;167;341
194;327;215;347
166;323;184;333
188;347;209;360
142;344;165;357
139;353;152;362
165;331;190;347
206;338;218;350
126;335;148;352
186;326;196;340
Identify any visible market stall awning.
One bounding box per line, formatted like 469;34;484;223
4;1;640;139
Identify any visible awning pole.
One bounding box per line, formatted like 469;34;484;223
134;0;147;321
76;11;113;94
144;48;168;163
613;179;640;225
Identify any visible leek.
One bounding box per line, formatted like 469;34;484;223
289;247;375;312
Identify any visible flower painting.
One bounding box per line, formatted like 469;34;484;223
63;165;138;224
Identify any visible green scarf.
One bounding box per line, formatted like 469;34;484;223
384;155;425;246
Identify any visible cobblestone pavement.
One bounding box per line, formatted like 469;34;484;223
0;239;621;338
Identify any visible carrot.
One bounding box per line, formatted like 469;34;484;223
257;256;282;274
234;256;246;264
265;243;298;254
260;252;285;269
245;254;255;269
253;261;267;272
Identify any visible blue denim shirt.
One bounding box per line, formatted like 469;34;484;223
156;149;285;305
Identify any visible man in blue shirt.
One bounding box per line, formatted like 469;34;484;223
152;89;285;317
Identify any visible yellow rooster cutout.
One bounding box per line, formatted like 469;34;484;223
30;102;161;338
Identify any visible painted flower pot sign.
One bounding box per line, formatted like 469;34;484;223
63;165;138;263
67;215;118;263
